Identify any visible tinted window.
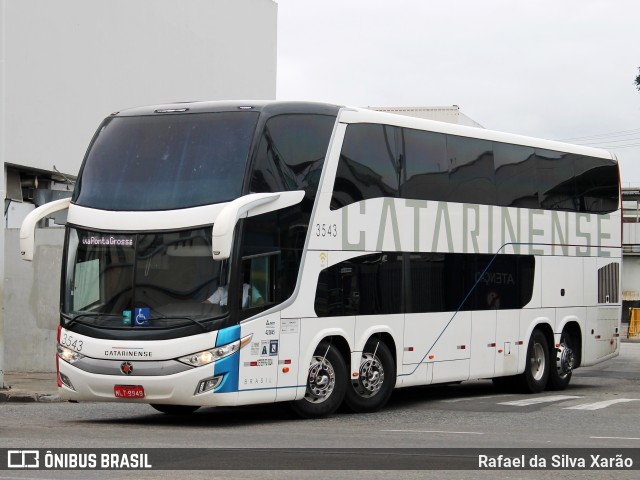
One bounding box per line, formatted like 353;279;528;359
573;155;619;213
331;124;399;209
332;123;618;214
239;206;308;318
315;253;403;316
250;114;336;197
494;143;538;208
446;136;495;205
536;149;576;211
408;253;535;313
74;112;259;210
465;254;535;311
401;129;449;201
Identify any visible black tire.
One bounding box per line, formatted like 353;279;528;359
344;339;396;413
517;329;550;393
150;404;200;415
290;342;347;419
547;331;575;391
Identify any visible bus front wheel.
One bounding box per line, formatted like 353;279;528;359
344;339;395;413
290;342;347;419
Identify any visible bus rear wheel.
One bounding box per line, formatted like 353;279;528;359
150;404;200;415
290;342;346;419
344;339;395;413
517;329;549;393
547;331;575;391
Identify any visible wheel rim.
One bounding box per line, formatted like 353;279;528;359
353;353;385;398
304;355;336;404
556;342;574;379
530;342;546;381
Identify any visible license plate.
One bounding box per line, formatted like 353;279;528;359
114;385;145;398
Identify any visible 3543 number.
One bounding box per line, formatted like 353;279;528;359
60;333;83;352
315;223;338;237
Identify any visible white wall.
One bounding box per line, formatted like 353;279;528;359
3;0;277;176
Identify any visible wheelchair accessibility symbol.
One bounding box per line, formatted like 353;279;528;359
134;308;150;326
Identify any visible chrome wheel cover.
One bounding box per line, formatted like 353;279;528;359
556;343;575;378
304;355;336;404
353;352;385;398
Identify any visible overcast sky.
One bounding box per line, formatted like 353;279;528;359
275;0;640;185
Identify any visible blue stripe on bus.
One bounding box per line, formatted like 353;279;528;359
213;325;241;393
215;325;240;346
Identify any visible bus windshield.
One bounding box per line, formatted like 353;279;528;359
63;226;229;328
72;111;259;211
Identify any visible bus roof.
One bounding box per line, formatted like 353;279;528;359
112;100;343;118
339;106;615;161
111;100;614;161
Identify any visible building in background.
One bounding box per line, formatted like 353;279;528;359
622;188;640;322
369;105;484;128
1;0;277;376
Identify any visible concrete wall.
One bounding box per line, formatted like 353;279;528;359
4;229;64;372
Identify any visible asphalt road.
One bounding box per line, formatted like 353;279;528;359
1;343;639;480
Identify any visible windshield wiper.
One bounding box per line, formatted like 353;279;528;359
149;315;211;332
62;312;214;332
62;313;122;329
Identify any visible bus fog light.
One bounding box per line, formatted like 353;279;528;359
59;372;75;391
195;376;223;395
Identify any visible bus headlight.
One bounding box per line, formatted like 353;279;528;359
178;334;252;367
57;344;84;364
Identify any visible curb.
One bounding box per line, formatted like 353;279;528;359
0;391;62;403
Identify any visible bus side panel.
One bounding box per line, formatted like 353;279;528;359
582;256;621;366
403;312;464;365
297;317;355;400
495;310;520;377
554;307;586;342
275;317;301;402
353;314;403;379
469;310;497;379
237;313;280;404
583;306;620;366
540;256;584;308
398;363;432;388
429;312;471;384
403;311;471;385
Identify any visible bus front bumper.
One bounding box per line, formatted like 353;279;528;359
58;360;239;407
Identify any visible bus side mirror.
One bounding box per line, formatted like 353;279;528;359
212;191;304;260
20;198;71;261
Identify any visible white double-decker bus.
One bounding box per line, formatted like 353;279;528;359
21;101;622;418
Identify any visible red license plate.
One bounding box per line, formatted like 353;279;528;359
114;385;145;398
